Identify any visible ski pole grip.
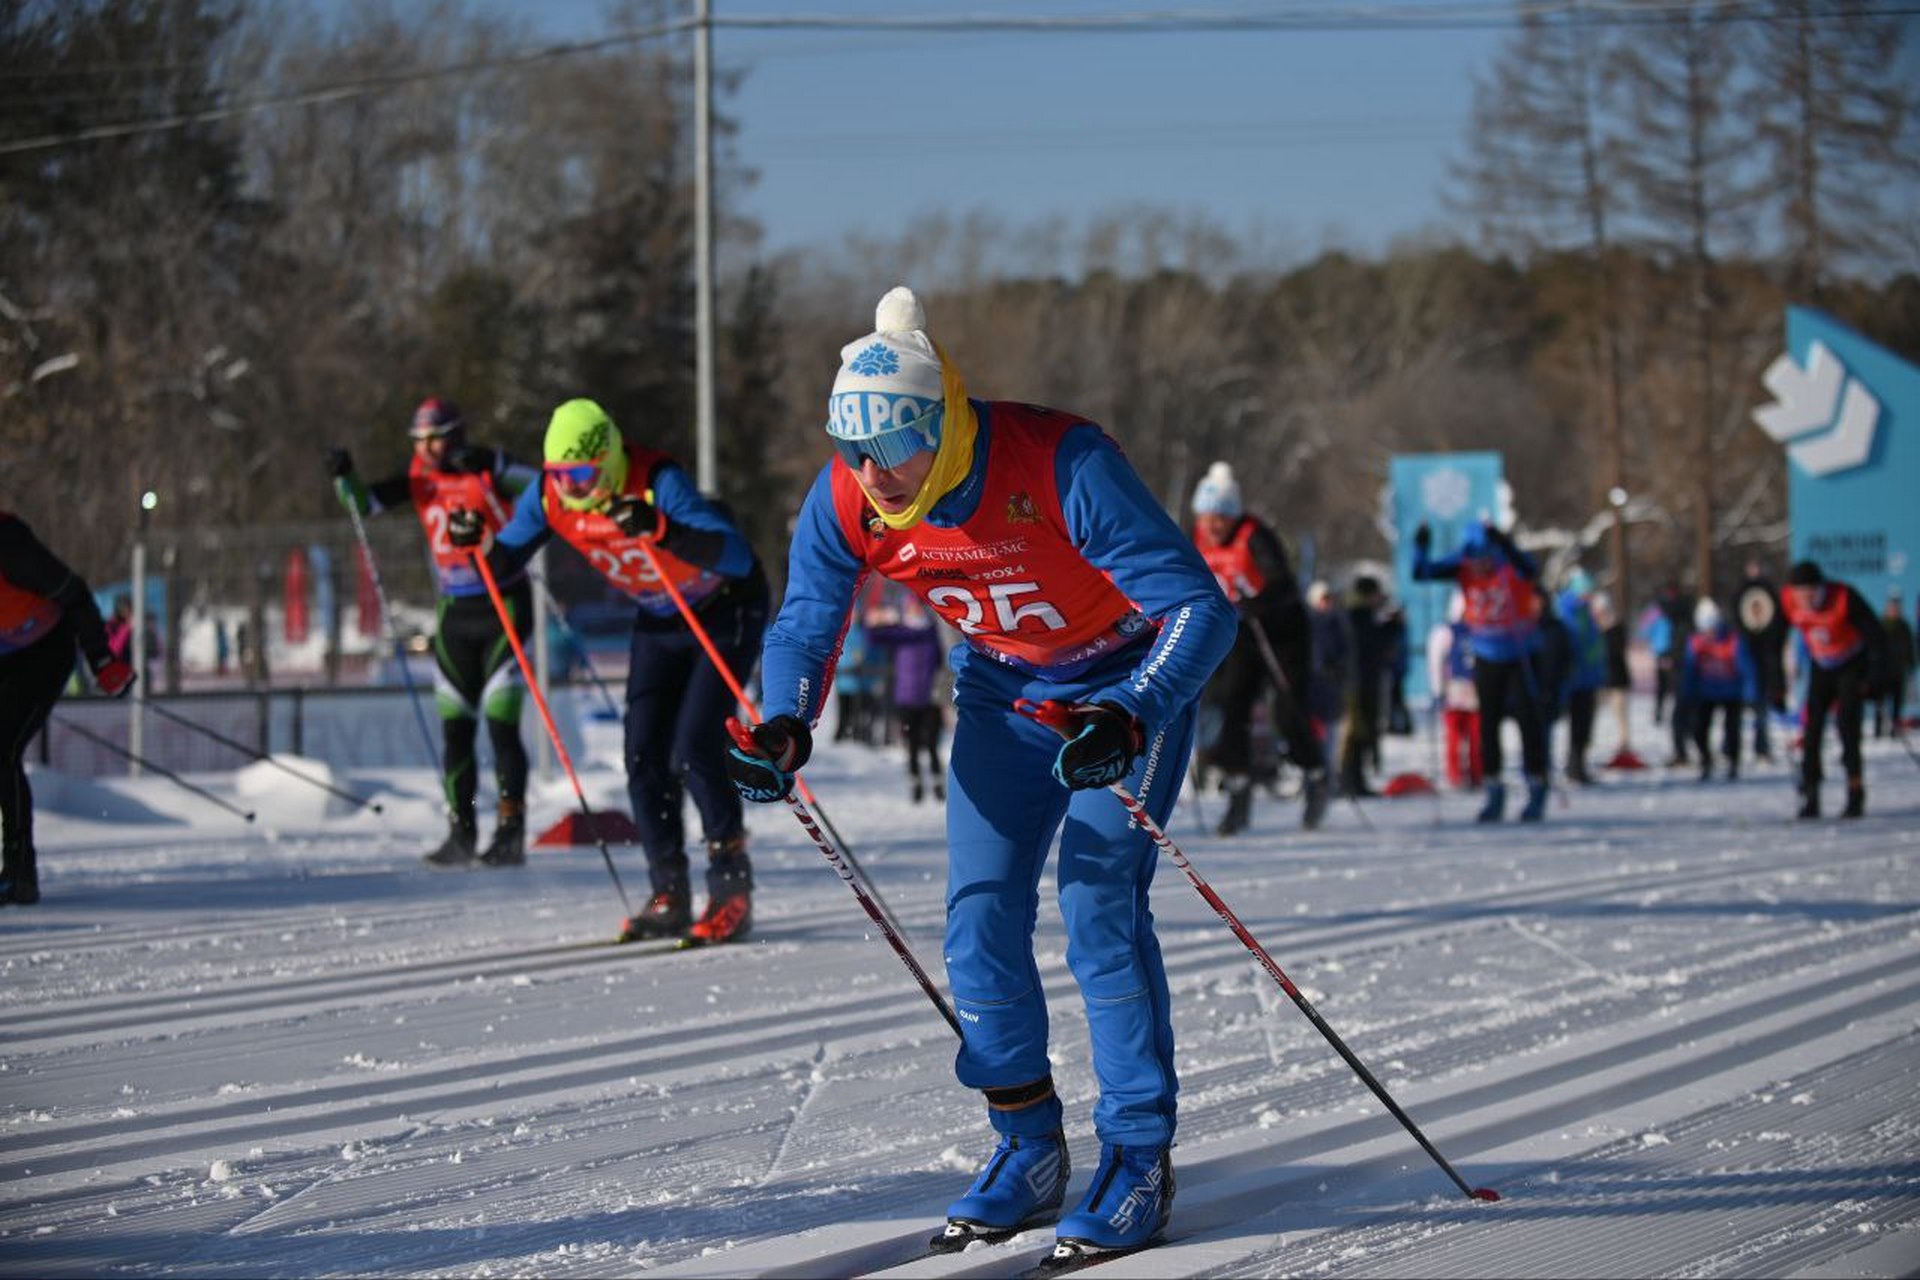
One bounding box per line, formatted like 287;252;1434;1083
1012;698;1076;739
724;715;759;754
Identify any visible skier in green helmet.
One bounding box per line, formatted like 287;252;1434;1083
454;399;769;946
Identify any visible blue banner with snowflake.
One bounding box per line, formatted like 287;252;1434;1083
1388;451;1505;703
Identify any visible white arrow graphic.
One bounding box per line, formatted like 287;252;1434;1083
1753;341;1843;441
1789;377;1880;475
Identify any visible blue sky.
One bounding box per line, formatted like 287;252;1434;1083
500;2;1508;262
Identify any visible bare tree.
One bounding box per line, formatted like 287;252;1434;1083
1450;6;1634;603
1608;2;1753;592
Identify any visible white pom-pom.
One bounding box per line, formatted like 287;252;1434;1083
1203;461;1235;485
874;286;926;337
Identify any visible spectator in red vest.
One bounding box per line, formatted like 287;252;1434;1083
1780;561;1886;819
1189;462;1329;834
1679;599;1757;781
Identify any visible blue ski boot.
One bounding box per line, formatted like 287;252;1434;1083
1519;775;1549;822
1475;781;1506;824
934;1129;1069;1250
1050;1143;1173;1259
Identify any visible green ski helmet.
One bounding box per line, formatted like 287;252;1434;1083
544;398;628;512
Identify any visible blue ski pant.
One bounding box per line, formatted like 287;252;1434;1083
943;654;1196;1149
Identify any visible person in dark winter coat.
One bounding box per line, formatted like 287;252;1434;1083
1780;561;1886;819
1412;520;1551;822
1557;569;1608;783
0;513;136;905
1874;593;1914;738
1338;576;1389;799
867;594;948;802
1680;599;1758;780
1592;591;1632;757
1189;462;1329;834
1735;559;1788;762
1529;592;1573;779
1305;580;1350;764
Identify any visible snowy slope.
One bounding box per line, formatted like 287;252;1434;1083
3;710;1918;1279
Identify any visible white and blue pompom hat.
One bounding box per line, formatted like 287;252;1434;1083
1191;461;1243;517
827;286;947;469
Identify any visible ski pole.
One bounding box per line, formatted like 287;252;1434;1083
1247;614;1373;833
630;538;904;936
52;716;256;822
1013;696;1500;1204
530;578;624;721
142;700;384;813
470;547;635;918
725;716;963;1039
340;497;443;775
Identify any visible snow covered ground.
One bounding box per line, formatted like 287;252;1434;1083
5;704;1919;1278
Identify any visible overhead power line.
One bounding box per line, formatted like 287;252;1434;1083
2;2;1915;157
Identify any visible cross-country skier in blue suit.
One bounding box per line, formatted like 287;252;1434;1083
726;287;1235;1262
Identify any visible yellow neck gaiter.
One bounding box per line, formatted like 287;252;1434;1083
853;342;979;532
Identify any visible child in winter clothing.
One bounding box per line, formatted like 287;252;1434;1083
1680;599;1758;780
1426;591;1481;788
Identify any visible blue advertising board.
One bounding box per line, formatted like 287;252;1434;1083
1388;452;1505;703
1752;307;1918;615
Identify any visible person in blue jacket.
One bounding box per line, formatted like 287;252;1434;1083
726;287;1235;1260
1412;520;1550;822
459;400;769;945
1557;568;1608;785
1680;598;1758;781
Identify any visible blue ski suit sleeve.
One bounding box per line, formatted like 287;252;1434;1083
1412;545;1461;583
486;480;556;580
649;465;757;578
760;464;866;729
1055;426;1237;729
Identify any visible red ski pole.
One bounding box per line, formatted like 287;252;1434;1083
725;714;962;1039
1014;697;1499;1204
471;548;635;919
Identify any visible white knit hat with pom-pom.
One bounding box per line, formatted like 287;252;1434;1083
1190;461;1243;517
827;286;946;461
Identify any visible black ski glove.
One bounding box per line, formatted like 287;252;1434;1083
1051;703;1144;790
447;508;487;549
727;714;812;802
608;494;660;539
1413;523;1432;554
325;448;355;479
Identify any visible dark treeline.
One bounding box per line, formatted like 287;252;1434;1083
4;0;1915;613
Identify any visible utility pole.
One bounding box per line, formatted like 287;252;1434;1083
693;0;717;493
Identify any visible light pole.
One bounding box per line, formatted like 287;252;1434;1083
693;0;716;493
130;490;157;776
1608;483;1632;617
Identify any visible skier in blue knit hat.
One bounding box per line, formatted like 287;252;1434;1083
727;286;1235;1264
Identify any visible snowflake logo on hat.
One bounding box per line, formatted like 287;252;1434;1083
849;343;900;377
